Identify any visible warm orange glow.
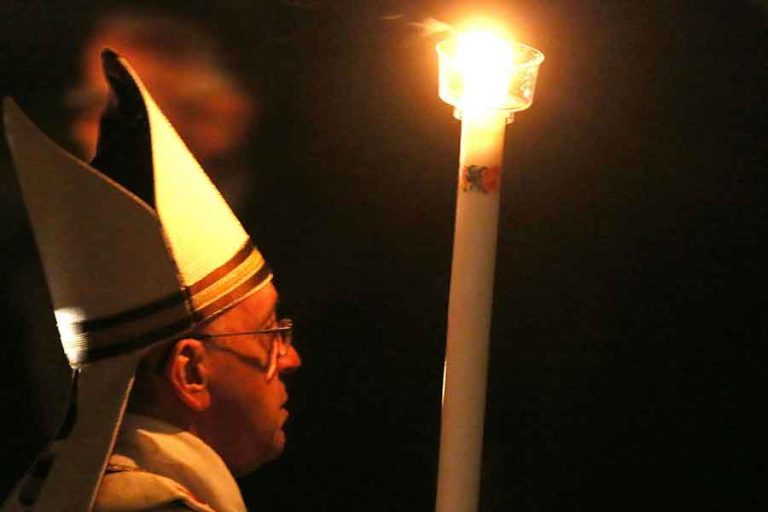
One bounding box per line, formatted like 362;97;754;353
455;30;515;108
436;27;544;114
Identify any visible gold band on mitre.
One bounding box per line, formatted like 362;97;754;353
187;241;273;323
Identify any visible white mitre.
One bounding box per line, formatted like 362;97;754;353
1;50;271;512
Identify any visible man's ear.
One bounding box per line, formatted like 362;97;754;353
166;338;211;412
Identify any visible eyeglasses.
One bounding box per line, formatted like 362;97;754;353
196;318;293;381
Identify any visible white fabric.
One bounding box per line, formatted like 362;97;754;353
108;52;270;318
104;414;247;512
127;61;254;286
3;99;190;364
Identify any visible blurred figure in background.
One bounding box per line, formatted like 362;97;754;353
66;9;259;212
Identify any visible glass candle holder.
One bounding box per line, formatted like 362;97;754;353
437;33;544;116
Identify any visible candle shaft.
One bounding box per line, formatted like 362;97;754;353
436;109;509;512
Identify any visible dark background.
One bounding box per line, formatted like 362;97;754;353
1;1;766;510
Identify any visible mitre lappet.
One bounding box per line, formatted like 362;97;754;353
1;50;271;512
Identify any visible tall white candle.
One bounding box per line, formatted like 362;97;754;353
436;108;508;512
434;29;544;512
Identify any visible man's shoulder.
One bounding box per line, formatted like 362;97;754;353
94;456;218;512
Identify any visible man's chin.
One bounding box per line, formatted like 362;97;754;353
231;432;286;477
271;428;286;457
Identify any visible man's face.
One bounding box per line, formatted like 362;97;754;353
199;282;301;475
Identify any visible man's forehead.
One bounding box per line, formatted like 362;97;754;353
237;283;278;322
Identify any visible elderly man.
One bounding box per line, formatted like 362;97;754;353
96;282;300;511
2;49;299;512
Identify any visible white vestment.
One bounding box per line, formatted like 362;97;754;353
94;414;248;512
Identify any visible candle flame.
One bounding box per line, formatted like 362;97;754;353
454;30;516;109
436;26;544;113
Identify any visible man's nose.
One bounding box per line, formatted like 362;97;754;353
278;345;301;374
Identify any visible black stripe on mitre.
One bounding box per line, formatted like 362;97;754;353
90;49;156;209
